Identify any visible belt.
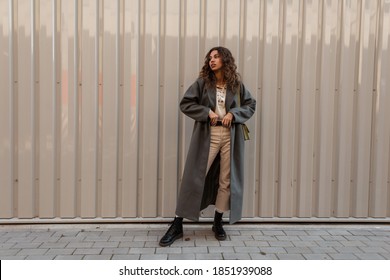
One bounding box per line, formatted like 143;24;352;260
215;121;223;126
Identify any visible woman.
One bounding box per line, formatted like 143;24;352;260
159;46;256;247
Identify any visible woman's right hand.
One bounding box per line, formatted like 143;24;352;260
209;110;219;126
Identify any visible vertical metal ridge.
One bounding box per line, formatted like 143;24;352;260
156;0;162;211
157;0;166;214
355;0;364;88
314;0;325;217
351;0;363;216
368;0;381;217
218;0;222;45
295;0;304;216
116;0;124;216
198;0;201;65
276;0;285;216
95;0;100;215
73;0;80;216
137;0;144;216
254;0;264;217
154;1;164;207
368;0;383;217
8;0;15;217
12;0;19;218
52;0;59;217
115;0;121;214
135;0;141;216
313;0;322;216
235;0;240;66
97;0;103;217
175;0;182;205
116;0;122;216
30;0;37;217
370;0;390;217
238;0;245;67
331;0;344;217
258;0;267;216
76;0;82;217
177;0;184;197
350;0;364;216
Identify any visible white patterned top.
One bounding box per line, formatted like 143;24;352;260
215;85;227;120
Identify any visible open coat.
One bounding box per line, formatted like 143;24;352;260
176;78;256;224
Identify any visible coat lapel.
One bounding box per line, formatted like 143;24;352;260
225;88;235;110
207;87;217;110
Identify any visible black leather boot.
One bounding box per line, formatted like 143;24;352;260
159;217;183;247
212;211;226;240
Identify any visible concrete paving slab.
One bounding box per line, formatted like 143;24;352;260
1;223;390;260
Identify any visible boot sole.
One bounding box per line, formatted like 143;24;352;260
159;233;183;247
212;226;226;241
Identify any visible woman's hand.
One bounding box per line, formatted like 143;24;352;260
222;112;234;128
209;110;219;126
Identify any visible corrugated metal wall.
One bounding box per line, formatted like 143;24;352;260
1;0;390;223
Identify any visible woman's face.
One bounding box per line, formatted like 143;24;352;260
209;50;223;72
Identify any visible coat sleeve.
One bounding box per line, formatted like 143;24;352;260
229;83;256;124
180;79;210;122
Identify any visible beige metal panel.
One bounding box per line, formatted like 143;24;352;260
38;0;56;218
181;0;202;87
241;0;261;218
204;0;220;49
224;0;240;56
259;0;280;217
254;0;265;219
297;0;320;217
159;0;181;216
101;0;120;217
121;0;139;217
0;0;13;218
2;0;390;223
317;0;339;217
335;0;359;217
278;0;299;217
138;0;160;217
59;0;78;218
353;0;377;217
222;0;242;64
181;0;208;216
370;0;390;217
180;0;201;188
80;0;99;217
17;0;36;218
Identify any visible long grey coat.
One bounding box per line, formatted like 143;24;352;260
176;78;256;224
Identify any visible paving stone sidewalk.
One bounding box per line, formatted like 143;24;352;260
1;223;390;260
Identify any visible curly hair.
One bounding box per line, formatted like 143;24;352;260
199;46;241;92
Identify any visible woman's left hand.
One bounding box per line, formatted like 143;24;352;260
222;112;234;128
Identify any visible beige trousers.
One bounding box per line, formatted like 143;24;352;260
206;126;231;212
